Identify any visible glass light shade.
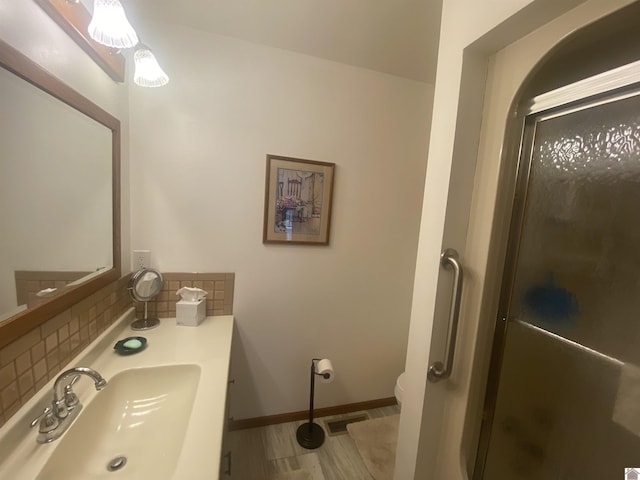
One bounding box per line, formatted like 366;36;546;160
134;47;169;87
88;0;139;49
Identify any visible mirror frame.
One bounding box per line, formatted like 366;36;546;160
0;38;121;349
34;0;125;83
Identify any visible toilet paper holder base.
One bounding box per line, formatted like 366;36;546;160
296;358;332;449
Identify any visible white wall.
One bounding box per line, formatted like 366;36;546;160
397;0;638;479
0;0;131;279
129;22;432;418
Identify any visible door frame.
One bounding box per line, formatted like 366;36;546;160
398;1;640;479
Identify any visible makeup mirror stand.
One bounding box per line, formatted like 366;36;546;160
128;268;163;330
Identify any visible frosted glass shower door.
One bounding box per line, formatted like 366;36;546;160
477;90;640;479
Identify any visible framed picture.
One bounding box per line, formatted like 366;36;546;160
263;154;335;245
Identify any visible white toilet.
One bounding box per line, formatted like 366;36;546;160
394;372;406;408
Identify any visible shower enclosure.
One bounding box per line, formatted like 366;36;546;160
475;62;640;478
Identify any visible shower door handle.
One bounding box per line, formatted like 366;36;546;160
428;248;464;383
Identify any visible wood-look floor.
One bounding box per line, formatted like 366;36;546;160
229;405;400;480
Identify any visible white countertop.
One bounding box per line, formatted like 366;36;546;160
0;308;234;479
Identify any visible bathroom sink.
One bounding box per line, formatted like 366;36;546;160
36;364;201;480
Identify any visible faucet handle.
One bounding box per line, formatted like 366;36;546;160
29;406;50;427
30;407;58;433
64;375;81;407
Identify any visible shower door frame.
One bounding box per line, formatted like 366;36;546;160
473;60;640;479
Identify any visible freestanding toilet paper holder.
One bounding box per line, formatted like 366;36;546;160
296;358;332;449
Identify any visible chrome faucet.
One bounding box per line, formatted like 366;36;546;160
30;367;107;443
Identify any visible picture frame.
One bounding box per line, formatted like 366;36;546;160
263;154;335;245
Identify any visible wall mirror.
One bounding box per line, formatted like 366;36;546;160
0;39;121;349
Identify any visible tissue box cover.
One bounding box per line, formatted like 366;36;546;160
176;299;206;326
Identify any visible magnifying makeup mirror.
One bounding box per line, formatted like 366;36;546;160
128;268;163;330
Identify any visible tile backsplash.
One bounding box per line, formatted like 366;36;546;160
135;272;234;319
0;275;132;428
0;271;235;429
14;270;91;308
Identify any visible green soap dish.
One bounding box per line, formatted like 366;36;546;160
114;336;147;355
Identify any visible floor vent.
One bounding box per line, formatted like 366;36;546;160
324;414;369;436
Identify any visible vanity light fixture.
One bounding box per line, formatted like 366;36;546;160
134;45;170;87
82;0;169;87
88;0;139;49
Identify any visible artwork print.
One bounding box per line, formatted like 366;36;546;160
263;155;335;245
275;168;324;235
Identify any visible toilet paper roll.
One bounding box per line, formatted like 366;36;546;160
315;359;334;384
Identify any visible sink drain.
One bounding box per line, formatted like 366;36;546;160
107;456;127;472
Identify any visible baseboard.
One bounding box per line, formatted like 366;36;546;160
230;397;397;431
